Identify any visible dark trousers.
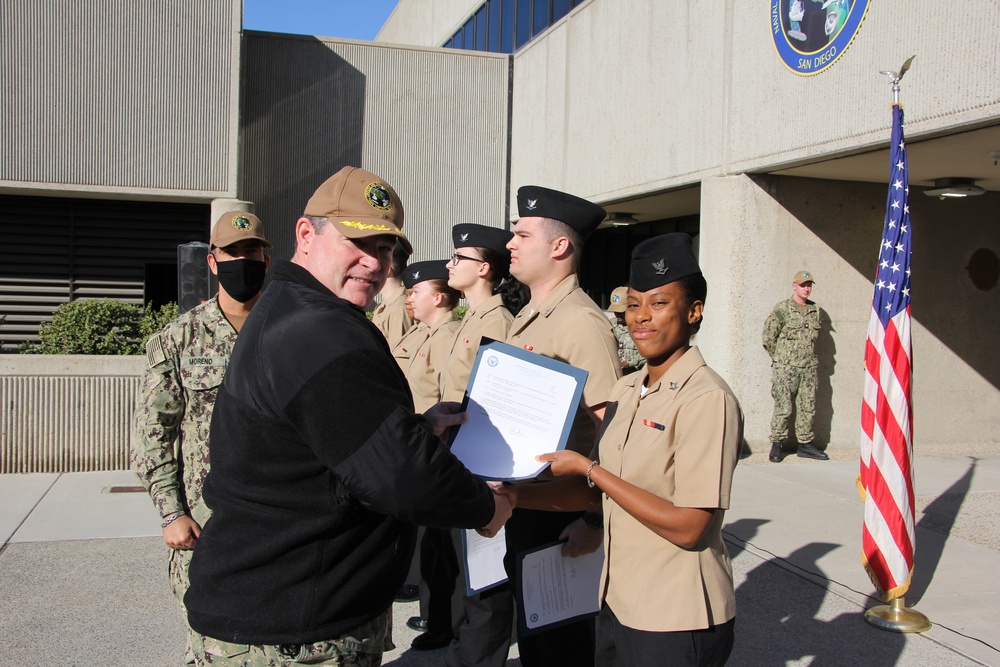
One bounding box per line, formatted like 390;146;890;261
595;604;735;667
445;528;514;667
504;508;593;667
421;526;458;634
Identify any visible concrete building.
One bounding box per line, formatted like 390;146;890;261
1;0;998;464
378;0;1000;454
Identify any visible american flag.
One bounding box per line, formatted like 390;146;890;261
860;103;915;600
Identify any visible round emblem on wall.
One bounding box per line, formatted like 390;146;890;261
770;0;870;76
232;215;252;231
366;183;393;210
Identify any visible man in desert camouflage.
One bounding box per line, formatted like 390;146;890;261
762;270;828;462
131;210;270;660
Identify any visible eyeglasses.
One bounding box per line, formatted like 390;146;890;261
449;252;485;266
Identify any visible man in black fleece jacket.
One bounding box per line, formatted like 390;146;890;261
185;166;510;666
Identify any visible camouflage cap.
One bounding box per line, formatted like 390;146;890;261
793;270;816;285
211;211;271;249
608;285;629;313
304;166;411;254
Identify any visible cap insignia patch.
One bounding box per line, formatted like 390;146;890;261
365;183;393;211
232;215;252;231
653;259;668;275
802;272;811;279
412;271;420;280
460;233;469;241
611;294;621;304
526;198;538;211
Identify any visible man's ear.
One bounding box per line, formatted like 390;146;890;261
550;235;572;261
295;217;315;252
206;251;219;276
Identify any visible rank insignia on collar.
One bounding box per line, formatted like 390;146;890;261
669;381;678;390
653;259;668;275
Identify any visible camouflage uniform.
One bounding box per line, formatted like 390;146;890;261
762;298;820;443
131;297;237;608
190;611;392;667
605;311;644;373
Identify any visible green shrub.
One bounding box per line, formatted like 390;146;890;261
20;299;178;355
140;302;179;342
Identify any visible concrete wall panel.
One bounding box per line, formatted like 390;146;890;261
240;34;510;263
726;0;1000;172
698;174;1000;452
0;0;241;200
509;1;728;207
376;0;482;48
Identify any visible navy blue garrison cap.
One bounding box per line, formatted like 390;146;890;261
516;185;606;240
452;223;513;257
629;233;702;292
402;260;450;288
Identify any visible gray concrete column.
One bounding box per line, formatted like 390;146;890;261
210;198;255;224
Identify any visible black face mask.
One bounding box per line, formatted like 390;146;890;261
215;258;266;303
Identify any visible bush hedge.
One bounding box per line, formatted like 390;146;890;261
20;299;178;355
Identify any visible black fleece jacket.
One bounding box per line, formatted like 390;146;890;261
186;260;494;645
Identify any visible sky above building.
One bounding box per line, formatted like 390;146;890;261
242;0;400;40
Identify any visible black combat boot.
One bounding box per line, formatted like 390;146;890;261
769;442;783;463
797;442;830;460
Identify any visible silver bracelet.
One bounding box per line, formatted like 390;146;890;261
586;460;599;488
161;512;185;529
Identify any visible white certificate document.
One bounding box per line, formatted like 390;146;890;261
449;340;589;480
463;526;508;595
517;541;604;635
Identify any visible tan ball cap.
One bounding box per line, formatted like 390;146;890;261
608;286;629;313
304;166;411;254
211;211;271;249
793;270;816;285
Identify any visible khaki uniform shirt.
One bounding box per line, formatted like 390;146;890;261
440;294;514;403
506;275;621;455
392;322;430;375
598;346;742;632
372;286;414;351
405;312;460;413
131;298;236;527
762;298;820;368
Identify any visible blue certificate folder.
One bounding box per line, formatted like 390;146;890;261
447;339;589;482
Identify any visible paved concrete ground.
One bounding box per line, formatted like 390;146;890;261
2;452;999;666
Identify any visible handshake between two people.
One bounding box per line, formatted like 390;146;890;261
424;401;600;556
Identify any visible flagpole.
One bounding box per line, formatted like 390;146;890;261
863;55;930;634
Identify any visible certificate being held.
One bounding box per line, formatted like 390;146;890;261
449;340;589;480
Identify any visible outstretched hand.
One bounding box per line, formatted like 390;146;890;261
536;450;591;478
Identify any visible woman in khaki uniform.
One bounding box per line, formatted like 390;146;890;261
440;223;529;403
400;259;463;651
438;223;529;666
504;233;743;667
403;260;461;413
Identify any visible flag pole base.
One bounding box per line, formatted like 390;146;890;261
864;596;931;633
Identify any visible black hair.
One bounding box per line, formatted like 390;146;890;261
479;246;530;314
675;273;708;334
